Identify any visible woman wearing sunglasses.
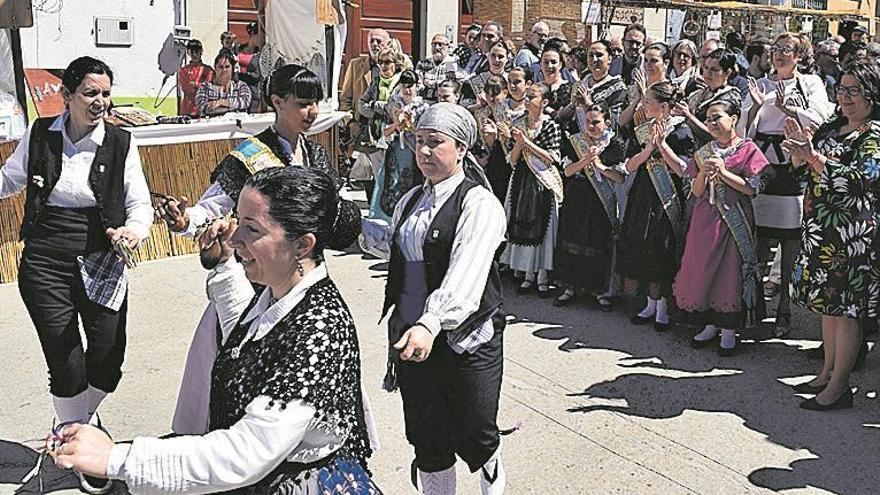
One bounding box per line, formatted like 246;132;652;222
741;31;835;338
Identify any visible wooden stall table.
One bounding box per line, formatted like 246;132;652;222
0;111;347;283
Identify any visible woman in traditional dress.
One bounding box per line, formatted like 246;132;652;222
381;103;508;494
463;39;510;107
378;69;430;220
553;104;626;308
741;32;834;336
785;59;880;410
538;43;573;119
558;40;628;132
0;56;153;494
157;64;337;435
619;42;671;129
477;73;519;205
54;166;377;494
504;66;532;119
674;48;743;147
500;83;564;297
617;81;695;331
672;99;770;356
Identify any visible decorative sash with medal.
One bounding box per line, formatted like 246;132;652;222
635;117;684;239
568;129;620;235
694;141;760;328
510;115;565;204
229;136;289;175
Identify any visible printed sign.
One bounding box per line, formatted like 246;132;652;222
610;6;644;25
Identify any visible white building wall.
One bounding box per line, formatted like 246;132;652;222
422;0;459;60
21;0;179;97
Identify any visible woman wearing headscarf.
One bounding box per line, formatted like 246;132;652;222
741;32;835;336
381;103;508;495
156;64;337;435
0;56;153;494
53;166;378;494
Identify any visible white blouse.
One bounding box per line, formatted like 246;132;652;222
106;260;345;494
0;114;153;241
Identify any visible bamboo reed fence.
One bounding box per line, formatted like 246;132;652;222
0;126;340;283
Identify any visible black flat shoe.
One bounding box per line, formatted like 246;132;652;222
691;336;716;349
596;295;613;312
630;314;653;325
553;291;575;307
718;344;737;357
793;381;828;395
799;388;853;411
537;283;551;299
654;321;671;332
516;280;535;294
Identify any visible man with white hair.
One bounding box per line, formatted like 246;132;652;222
416;33;458;102
464;21;503;75
514;21;549;68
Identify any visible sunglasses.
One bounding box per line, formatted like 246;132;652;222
770;45;797;55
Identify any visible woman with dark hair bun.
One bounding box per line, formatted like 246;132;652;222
675;48;742;146
53;166;379;494
157;63;337;435
784;59;880;410
195;51;252;117
617;80;695;332
1;55;153;494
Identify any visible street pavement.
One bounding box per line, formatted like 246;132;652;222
1;245;878;494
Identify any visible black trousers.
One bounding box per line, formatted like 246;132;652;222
397;325;504;473
18;207;128;397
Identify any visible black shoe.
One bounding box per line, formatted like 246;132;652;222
537;283;551;299
853;339;869;371
774;312;792;338
691;336;716;349
516;280;534;294
799;388;854;411
596;295;613;312
630;314;653;325
718;343;737;357
807;344;824;359
654;321;671;332
554;291;575;307
793;381;827;395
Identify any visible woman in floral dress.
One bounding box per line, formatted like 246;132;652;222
785;59;880;411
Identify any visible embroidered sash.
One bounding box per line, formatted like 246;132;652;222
511;117;564;204
635;118;683;239
568;131;620;235
229;136;287;175
694;143;760;328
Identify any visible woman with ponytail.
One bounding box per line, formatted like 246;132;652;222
616;80;694;331
54;166;379;494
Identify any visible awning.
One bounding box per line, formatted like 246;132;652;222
602;0;867;19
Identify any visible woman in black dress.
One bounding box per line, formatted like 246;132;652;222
616;81;695;331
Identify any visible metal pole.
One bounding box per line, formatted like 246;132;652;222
10;28;27;125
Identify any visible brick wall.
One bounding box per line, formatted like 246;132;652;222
473;0;585;43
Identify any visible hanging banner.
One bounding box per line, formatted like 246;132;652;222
610;6;644;25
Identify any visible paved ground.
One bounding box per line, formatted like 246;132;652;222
1;246;878;494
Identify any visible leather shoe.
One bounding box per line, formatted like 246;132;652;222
799;388;853;411
690;336;716;349
793;381;827;395
630;314;653;325
516;280;534;294
718;344;737;357
553;291;575;307
654;321;671;332
537;283;551;299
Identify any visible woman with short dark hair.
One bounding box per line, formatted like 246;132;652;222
195;51;252;117
53;166;378;493
784;59;880;410
0;55;153;494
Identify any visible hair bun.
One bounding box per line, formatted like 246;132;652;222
326;199;362;250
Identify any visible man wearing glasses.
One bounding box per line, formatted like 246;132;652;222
609;23;645;85
815;39;841;101
514;21;550;68
416;34;459;102
464;21;503;75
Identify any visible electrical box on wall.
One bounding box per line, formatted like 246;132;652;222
95;17;135;47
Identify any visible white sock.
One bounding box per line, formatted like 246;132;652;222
523;271;535;283
480;450;506;495
537;269;549;285
655;297;669;324
694;324;718;341
418;466;456;495
638;297;657;318
53;389;90;423
720;328;737;348
85;386;108;418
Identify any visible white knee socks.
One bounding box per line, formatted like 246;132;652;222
638;297;658;318
480;449;506;495
655;297;669;324
418;466;456;495
53;389;89;423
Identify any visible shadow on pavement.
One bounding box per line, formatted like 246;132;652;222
504;277;880;495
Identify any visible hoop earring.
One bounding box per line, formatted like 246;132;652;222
295;258;305;277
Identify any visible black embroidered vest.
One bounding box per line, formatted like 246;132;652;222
21;117;130;242
382;178;504;332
